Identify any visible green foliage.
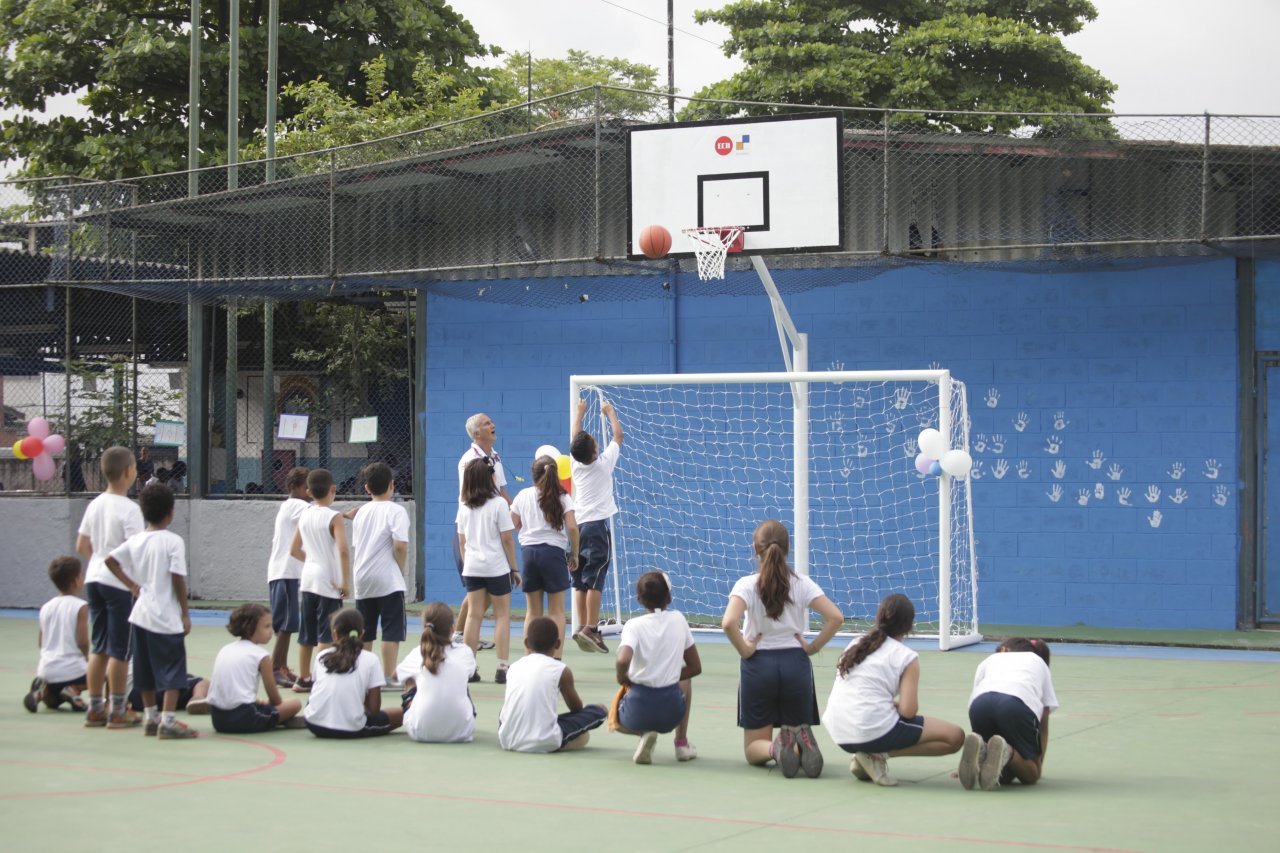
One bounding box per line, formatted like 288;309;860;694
0;1;493;180
685;0;1117;135
289;300;410;418
56;357;183;459
488;50;666;123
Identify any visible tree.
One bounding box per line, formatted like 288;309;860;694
0;1;494;180
686;0;1117;134
489;50;666;123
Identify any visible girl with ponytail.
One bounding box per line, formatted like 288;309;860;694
822;594;964;786
402;602;478;743
721;519;843;777
511;456;579;659
303;609;403;739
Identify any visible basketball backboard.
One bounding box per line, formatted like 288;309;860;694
627;113;843;259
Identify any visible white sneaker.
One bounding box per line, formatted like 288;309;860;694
958;732;984;790
979;735;1013;790
853;752;897;787
633;731;658;765
675;741;698;762
850;756;871;781
382;676;403;692
477;639;495;651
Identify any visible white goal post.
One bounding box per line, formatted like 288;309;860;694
569;370;981;650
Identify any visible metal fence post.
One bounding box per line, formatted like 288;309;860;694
594;85;602;260
882;110;890;254
225;298;238;491
1201;112;1211;242
262;299;274;492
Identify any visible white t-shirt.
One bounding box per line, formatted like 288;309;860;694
456;496;515;577
403;644;477;744
304;648;385;731
298;504;343;599
208;639;270;710
970;652;1060;720
728;571;827;651
822;635;919;745
352;500;410;599
570;440;620;523
457;443;507;497
396;643;478;682
266;497;309;582
511;487;575;550
79;493;144;590
498;653;566;753
110;529;188;635
37;595;88;683
619;609;694;688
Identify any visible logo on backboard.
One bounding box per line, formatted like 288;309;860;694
714;134;749;156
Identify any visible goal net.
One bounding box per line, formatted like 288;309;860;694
570;370;979;649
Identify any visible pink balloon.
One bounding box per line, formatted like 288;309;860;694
43;434;65;454
914;452;934;475
27;417;50;439
32;452;56;481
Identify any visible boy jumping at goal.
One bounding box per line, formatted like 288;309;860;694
569;396;622;653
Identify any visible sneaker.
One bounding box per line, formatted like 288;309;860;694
675;741;698;762
477;639;495;651
291;677;314;693
157;720;199;740
795;724;824;778
773;727;800;778
958;732;984;790
572;631;595;653
60;688;88;713
633;731;658;765
107;709;143;729
144;718;159;737
23;677;45;713
468;671;481;684
850;756;871;781
185;697;210;715
494;667;508;685
853;752;897;787
382;676;403;692
273;668;296;688
583;627;608;654
84;706;108;728
979;735;1012;790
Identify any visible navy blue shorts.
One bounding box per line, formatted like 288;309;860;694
619;683;685;734
521;544;571;594
969;691;1043;760
130;674;201;711
130;626;188;694
211;702;280;734
86;582;133;660
298;592;342;647
572;521;611;592
464;574;513;596
357;591;407;643
557;705;607;748
838;715;925;754
737;647;820;729
269;578;300;634
307;709;393;739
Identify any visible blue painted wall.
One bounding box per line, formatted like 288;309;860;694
423;257;1241;630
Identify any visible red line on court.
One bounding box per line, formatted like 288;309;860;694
0;737;286;800
236;776;1150;853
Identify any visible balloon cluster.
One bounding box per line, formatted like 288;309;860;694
534;444;574;494
12;417;66;482
914;428;973;479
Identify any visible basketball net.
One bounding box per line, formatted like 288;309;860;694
682;226;743;281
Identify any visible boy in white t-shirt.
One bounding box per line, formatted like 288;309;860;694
24;556;89;713
76;445;144;728
568;396;623;653
498;616;606;753
266;466;310;687
349;461;410;688
289;468;351;693
105;483;198;739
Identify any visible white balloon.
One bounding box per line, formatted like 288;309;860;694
940;449;973;477
917;428;948;459
534;444;561;463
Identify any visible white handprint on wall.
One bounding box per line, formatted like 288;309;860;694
1016;460;1031;480
856;441;869;459
1145;485;1161;503
990;434;1006;454
1013;411;1029;432
1076;490;1089;506
1051;460;1066;480
884;420;897;436
1118;487;1132;506
973;434;988;453
1046;484;1064;503
893;387;911;410
1053;411;1070;431
1203;459;1221;480
1044;435;1062;455
969;459;985;480
985;388;1000;408
1094;483;1105;499
1106;463;1124;482
1087;450;1105;470
1169;488;1189;505
1148;510;1163;529
1213;485;1228;507
1168;462;1184;480
991;459;1009;480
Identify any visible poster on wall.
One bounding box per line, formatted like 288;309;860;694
153;420;186;447
277;413;309;441
348;416;378;444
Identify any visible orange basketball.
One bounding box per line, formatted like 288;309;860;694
639;224;673;259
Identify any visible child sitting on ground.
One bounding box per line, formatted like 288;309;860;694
207;603;304;733
24;556;89;713
498;616;606;753
402;602;478;744
303;609;403;739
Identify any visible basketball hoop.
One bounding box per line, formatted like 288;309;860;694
682;226;744;281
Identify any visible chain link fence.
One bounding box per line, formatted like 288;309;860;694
2;89;1278;495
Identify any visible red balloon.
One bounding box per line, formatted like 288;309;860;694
20;436;44;458
560;477;573;495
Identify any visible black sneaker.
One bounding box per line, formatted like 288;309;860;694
495;667;508;685
23;677;45;713
795;724;824;778
60;687;87;712
468;671;481;684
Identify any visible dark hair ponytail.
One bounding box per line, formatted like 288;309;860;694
837;594;915;677
753;519;792;620
531;456;566;530
419;602;455;676
461;458;498;508
324;609;366;674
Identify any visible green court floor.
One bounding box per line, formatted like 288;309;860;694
1;616;1276;852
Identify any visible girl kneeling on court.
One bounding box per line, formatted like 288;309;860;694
722;519;843;778
207;603;304;733
402;603;477;744
822;594;964;786
303;609;403;739
958;638;1059;790
612;571;701;764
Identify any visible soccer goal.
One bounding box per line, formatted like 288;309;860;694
570;370;980;650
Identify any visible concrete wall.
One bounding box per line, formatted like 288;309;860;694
0;498;416;607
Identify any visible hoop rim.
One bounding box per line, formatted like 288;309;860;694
681;225;745;253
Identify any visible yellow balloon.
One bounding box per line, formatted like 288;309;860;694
557;454;572;481
13;439;27;460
